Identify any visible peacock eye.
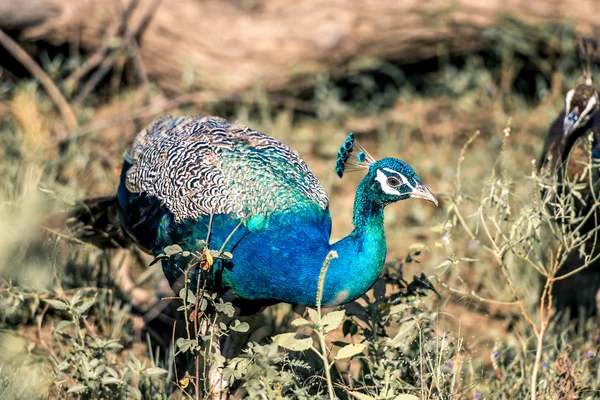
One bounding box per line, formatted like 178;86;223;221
386;176;400;187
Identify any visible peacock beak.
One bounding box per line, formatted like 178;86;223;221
410;183;438;206
563;111;580;137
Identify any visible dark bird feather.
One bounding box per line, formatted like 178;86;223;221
539;37;600;317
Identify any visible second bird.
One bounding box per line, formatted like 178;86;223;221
539;39;600;316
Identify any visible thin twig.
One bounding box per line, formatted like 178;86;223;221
73;0;161;106
217;219;246;255
314;251;338;400
131;39;151;105
0;28;77;131
63;0;133;94
194;272;203;400
438;282;519;306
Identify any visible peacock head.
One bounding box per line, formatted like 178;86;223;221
563;38;599;138
335;133;437;207
563;83;598;138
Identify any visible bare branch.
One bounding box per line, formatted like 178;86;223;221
0;28;77;131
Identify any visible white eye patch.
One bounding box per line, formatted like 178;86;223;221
382;168;412;186
565;89;575;114
376;169;412;195
581;94;598;120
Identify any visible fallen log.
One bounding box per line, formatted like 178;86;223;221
1;0;599;97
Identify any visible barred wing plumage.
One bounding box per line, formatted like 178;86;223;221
124;116;329;222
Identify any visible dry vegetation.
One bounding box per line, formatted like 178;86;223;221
2;17;600;400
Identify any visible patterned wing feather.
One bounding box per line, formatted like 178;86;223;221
125;116;329;222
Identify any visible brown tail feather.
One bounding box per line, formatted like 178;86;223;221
67;195;130;248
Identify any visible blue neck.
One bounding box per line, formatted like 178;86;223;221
322;180;387;305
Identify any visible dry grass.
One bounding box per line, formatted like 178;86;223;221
2;22;600;399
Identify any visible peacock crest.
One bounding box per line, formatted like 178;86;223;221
335;132;376;178
577;37;597;86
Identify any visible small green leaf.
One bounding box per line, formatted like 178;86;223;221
291;317;311;327
105;366;119;378
204;248;214;265
307;308;319;322
67;383;88;393
211;352;226;365
199;298;208;311
103;340;124;351
70;290;83;307
389;304;409;315
347;391;377;400
372;279;386;300
44;299;69;311
389;320;417;348
149;254;169;266
178;288;196;304
321;310;345;333
335;343;365;360
176;338;196;353
101;377;121;385
332;340;349;348
56;360;70;372
53;320;73;334
130;386;143;400
393;395;419;400
77;297;96;315
230;321;250;332
144;367;168;376
273;333;313;351
164;244;183;255
71;290;83;307
342;319;358;336
215;301;235;317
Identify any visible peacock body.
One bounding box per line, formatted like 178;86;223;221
539;39;600;315
76;115;437;308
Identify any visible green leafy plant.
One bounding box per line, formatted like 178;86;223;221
43;290;168;399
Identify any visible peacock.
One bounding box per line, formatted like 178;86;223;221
539;38;600;316
71;115;437;310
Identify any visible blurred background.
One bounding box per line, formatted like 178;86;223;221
1;0;600;398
